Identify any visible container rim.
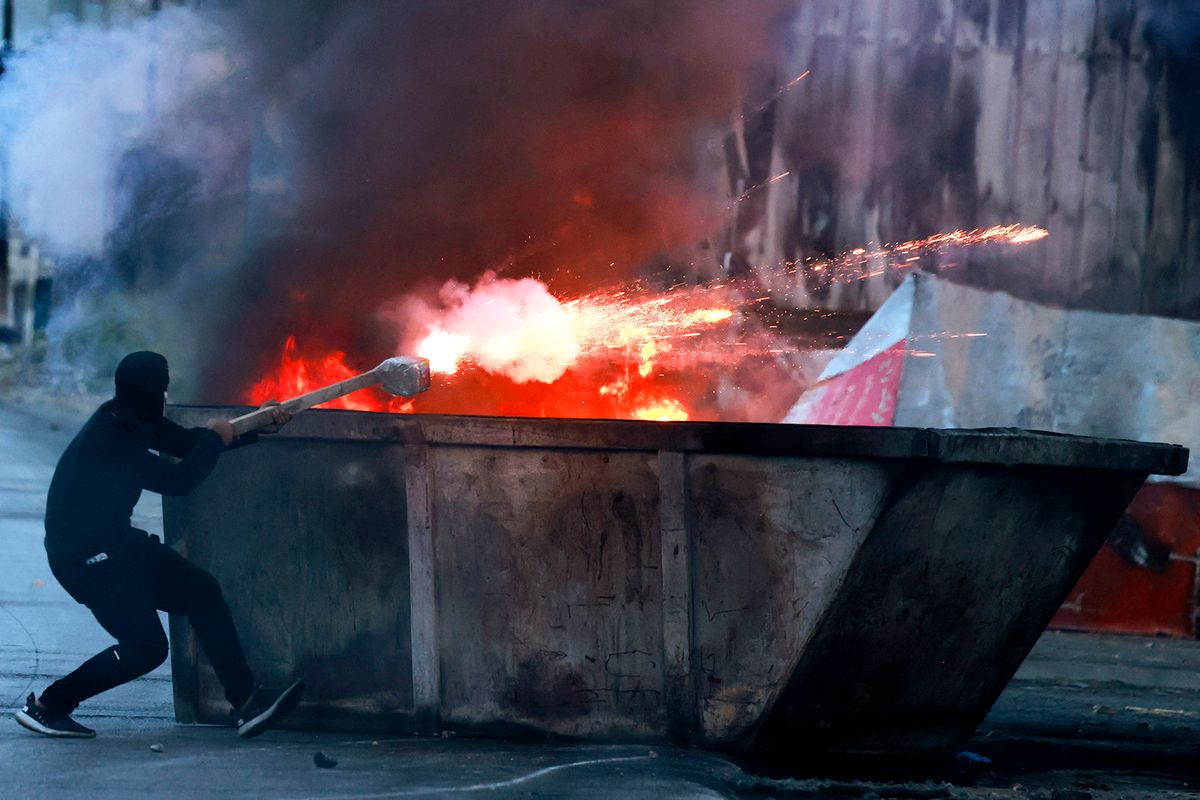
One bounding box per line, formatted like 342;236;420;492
168;406;1188;475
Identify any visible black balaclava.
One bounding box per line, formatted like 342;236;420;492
114;351;170;422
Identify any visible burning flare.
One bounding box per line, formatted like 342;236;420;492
406;272;736;385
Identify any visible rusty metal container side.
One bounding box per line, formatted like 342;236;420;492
162;409;1187;753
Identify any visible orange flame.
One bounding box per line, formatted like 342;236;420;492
248;336;413;413
633;398;689;422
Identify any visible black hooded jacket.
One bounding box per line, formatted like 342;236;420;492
43;352;253;565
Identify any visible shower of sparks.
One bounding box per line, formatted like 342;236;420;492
743;70;812;120
791;224;1049;284
735;170;792;204
784;70;812;90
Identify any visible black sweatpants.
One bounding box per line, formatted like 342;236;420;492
41;538;255;714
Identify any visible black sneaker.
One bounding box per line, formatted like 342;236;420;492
235;680;304;739
14;693;95;738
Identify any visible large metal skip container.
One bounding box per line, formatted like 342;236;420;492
163;408;1187;754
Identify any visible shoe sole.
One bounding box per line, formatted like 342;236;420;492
14;710;95;738
237;680;305;739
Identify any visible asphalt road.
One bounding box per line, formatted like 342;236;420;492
1;398;1196;799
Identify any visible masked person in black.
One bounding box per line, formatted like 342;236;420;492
15;351;304;739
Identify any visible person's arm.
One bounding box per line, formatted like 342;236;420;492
133;427;225;496
149;417;207;458
152;416;262;455
153;402;289;456
225;430;260;451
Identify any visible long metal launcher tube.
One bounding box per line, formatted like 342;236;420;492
229;372;380;437
228;355;431;437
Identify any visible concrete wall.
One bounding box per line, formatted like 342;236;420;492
734;0;1200;319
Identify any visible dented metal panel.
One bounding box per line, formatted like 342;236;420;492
688;456;898;743
431;446;665;740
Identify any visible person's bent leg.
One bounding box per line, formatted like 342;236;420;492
40;594;168;713
142;540;255;710
140;539;304;738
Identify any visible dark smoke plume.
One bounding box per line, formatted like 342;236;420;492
197;0;785;401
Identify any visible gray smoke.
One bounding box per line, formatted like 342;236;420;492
202;0;785;400
0;5;258;391
0;7;243;256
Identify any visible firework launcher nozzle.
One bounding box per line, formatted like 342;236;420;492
229;356;432;437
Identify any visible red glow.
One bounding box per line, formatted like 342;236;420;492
250;337;702;420
248;342;702;421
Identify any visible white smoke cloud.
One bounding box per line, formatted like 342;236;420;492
0;8;240;256
399;272;581;384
